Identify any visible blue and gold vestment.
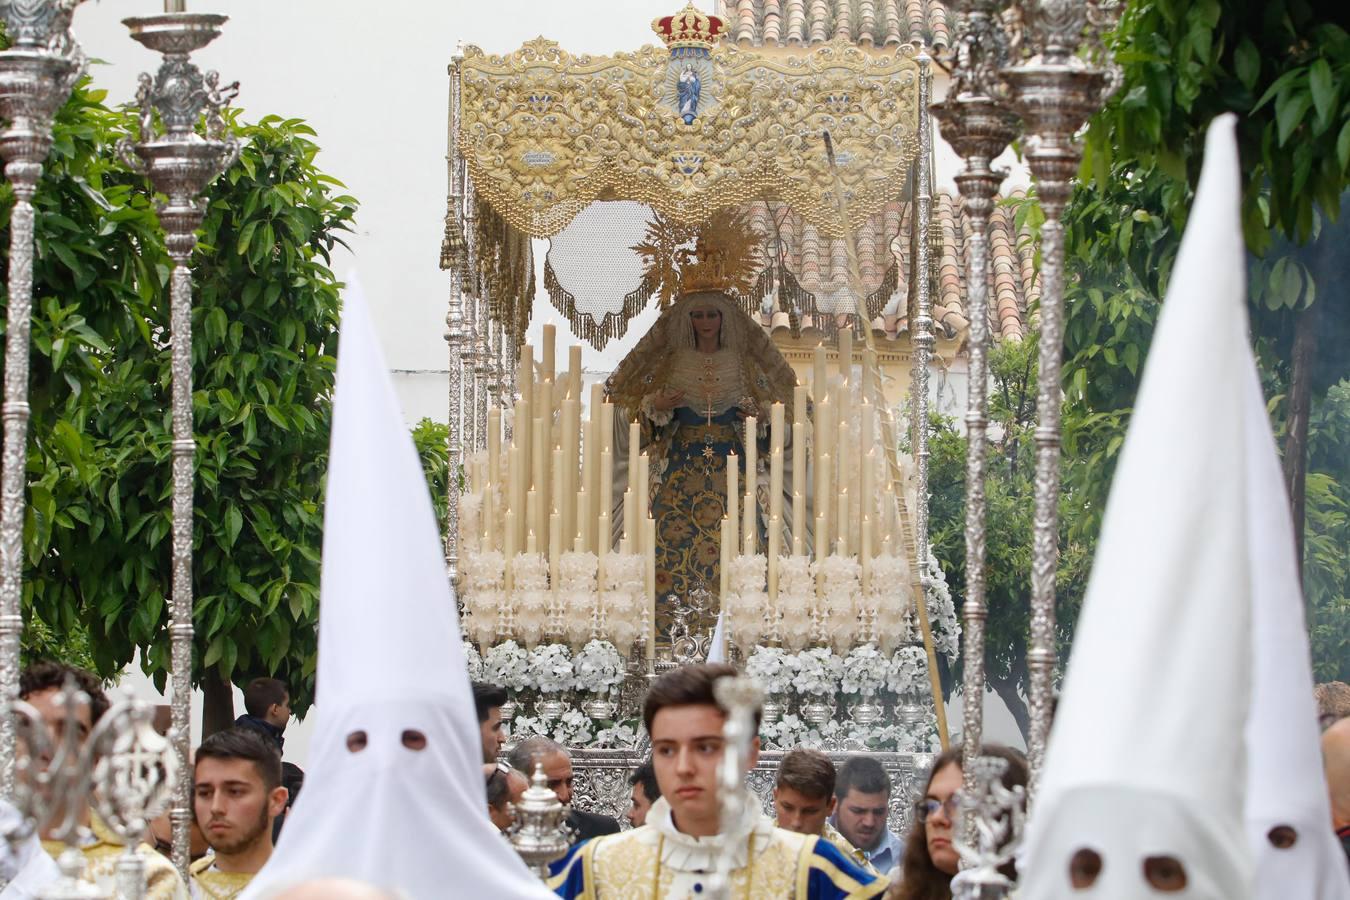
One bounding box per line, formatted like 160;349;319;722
549;797;888;899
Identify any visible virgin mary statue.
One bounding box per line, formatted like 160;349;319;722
607;285;799;639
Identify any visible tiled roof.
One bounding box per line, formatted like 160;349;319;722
715;0;952;49
748;190;1038;345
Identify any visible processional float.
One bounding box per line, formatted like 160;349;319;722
0;0;240;894
444;3;956;831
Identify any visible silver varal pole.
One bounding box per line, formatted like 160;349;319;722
444;52;465;581
0;0;85;800
1002;0;1119;793
931;0;1021;838
119;11;239;880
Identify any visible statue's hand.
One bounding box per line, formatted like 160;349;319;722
651;388;685;412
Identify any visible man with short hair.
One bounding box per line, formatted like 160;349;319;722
473;681;509;763
190;727;289;898
483;763;529;834
829;755;903;875
774;749;872;872
234;676;303;840
549;663;886;898
20;661;184;899
508;735;620;843
626;760;660;828
1324;717;1350;867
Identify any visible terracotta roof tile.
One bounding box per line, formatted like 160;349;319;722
717;0;950;49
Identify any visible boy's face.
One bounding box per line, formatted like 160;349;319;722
650;703;759;832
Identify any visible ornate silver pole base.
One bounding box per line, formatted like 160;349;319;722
0;0;86;801
120;11;239;880
932;1;1021;844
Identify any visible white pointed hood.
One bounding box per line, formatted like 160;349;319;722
242;278;552;899
1241;345;1349;896
1021;115;1254;899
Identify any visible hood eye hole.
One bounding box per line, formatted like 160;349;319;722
1142;855;1188;891
1267;825;1298;849
401;729;427;751
346;730;367;753
1069;848;1102;888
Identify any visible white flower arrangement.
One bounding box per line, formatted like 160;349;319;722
527;643;575;694
776;556;814;650
460;550;505;592
483;640;530;692
551;709;595;746
760;713;806;749
924;553;961;662
592;722;641;749
885;645;928;695
840;644;888;696
792;647;843;696
728;554;766;594
744;646;796;695
573;640;625;693
459;492;482;553
462;639;485;681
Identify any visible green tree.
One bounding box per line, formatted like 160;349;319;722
928;339;1095;738
412;418;451;540
6;80;356;719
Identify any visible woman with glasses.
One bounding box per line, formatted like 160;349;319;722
888;744;1028;900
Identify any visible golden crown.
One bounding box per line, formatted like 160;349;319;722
651;4;725;51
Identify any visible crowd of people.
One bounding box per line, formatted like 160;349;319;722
6;659;1350;899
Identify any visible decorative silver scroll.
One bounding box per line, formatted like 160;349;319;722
951;754;1026;900
118;10;239;881
0;0;86;801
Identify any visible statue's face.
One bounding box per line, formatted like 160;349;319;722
690;306;722;344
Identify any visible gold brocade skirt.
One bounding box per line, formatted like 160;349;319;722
650;410;742;640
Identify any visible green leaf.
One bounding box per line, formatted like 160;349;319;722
1277;92;1313;146
1308;59;1336;129
1234;39;1260;90
1338;120;1350;171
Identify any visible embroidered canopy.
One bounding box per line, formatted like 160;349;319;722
457;37;922;240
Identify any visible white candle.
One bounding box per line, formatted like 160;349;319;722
745;493;756;555
503;511;517;591
527;528;537;556
599;449;614;553
532;417;547;541
623;489;637;546
767;514;781;599
518;345;534;410
568;345;583;400
836;489;849;557
549;512;561;593
628;420;641;509
576;488;590;554
793;383;807;426
769;405;784;527
725;452;739;555
860;514;872;592
815;511;828;589
792;423;805;556
541;324;556;385
838;326;852;381
637;454;650;535
561;398;579;544
816;452;831;561
861;449;875;553
488;407;502;484
720;516;733;600
644;516;657;661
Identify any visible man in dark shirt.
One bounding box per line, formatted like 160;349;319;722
234;677;305;840
507;736;620;843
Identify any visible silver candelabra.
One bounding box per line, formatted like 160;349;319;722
118;10;239;880
932;0;1021;841
2;679;177;900
951;754;1027;900
0;0;86;801
708;673;763;899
